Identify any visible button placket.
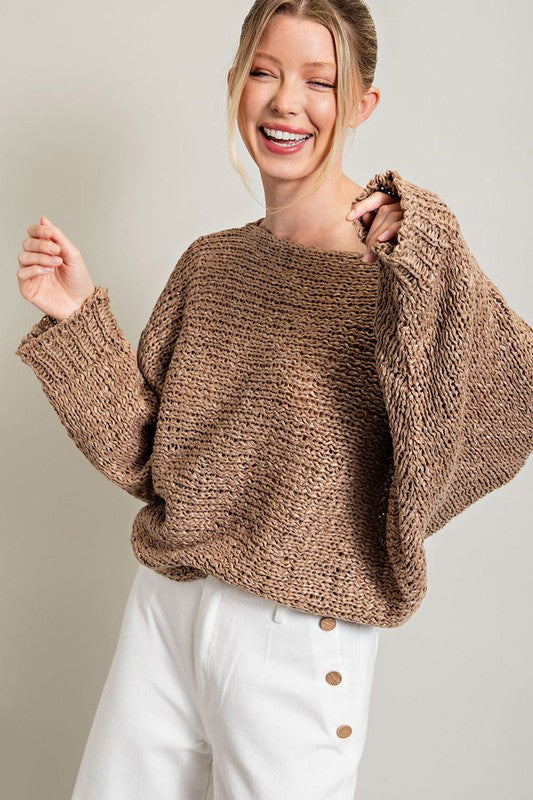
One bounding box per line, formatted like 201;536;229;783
318;616;353;741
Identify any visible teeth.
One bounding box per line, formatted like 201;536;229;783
263;126;311;141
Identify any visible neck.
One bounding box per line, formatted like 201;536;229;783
259;170;365;250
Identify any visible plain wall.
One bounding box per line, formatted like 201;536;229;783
2;1;532;797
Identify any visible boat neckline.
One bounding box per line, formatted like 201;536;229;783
245;217;366;260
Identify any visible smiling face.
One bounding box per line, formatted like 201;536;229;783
237;14;351;184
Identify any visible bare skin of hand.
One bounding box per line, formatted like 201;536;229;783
345;191;403;263
17;215;96;322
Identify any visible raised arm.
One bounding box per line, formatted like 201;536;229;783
352;169;533;541
15;242;198;503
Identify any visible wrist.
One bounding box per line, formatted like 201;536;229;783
54;287;97;322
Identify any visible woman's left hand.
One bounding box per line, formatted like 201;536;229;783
345;191;404;263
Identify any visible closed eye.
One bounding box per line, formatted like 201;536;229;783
249;69;335;89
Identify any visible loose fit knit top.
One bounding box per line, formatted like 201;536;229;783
15;170;533;627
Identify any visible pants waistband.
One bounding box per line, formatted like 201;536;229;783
204;573;290;625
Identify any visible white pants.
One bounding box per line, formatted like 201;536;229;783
71;564;380;800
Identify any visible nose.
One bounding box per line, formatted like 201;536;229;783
270;79;302;117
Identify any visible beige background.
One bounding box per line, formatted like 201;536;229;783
3;1;532;797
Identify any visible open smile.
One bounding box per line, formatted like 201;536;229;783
258;125;314;154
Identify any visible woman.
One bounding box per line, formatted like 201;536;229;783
15;1;532;798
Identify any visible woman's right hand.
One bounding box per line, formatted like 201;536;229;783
17;215;96;321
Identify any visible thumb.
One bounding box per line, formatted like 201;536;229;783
40;215;77;256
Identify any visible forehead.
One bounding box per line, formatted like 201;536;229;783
255;15;337;69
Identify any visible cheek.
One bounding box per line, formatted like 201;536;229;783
312;96;337;132
239;82;268;117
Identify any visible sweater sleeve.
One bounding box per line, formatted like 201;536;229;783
14;240;199;503
352;169;533;541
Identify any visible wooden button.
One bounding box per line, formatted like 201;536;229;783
326;670;342;686
336;725;353;739
319;616;336;631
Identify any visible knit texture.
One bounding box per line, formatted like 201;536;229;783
15;169;533;627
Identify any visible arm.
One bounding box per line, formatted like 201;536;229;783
353;169;533;540
14;240;200;503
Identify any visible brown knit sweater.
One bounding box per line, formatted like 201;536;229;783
15;169;533;627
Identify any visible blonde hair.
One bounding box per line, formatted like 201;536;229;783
226;0;378;215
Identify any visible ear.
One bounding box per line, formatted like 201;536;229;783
227;67;234;89
352;87;381;127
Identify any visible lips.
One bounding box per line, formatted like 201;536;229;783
258;126;313;154
259;126;313;143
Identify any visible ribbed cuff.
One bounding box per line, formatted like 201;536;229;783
351;169;461;283
14;286;128;383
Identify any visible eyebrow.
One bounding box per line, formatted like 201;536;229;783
253;51;336;70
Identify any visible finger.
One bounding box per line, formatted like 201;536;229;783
40;215;74;252
369;210;403;241
27;216;77;257
17;264;56;280
359;207;401;250
346;191;398;220
19;250;63;268
23;236;62;255
360;208;402;239
359;203;402;230
359;210;375;228
363;214;403;262
377;220;402;242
